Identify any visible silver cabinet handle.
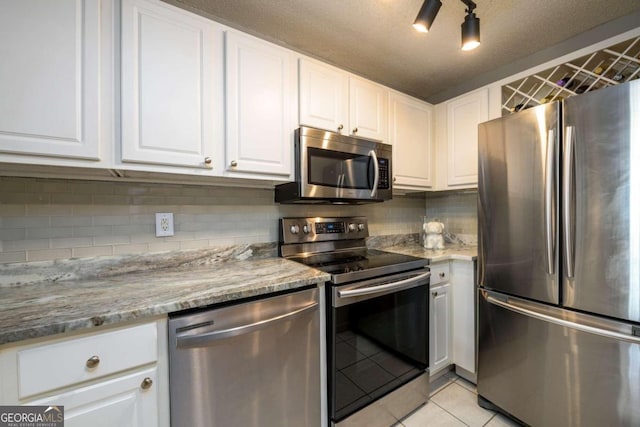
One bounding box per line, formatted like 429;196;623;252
337;124;344;131
86;355;100;369
338;272;431;298
544;129;556;275
352;127;358;134
484;291;640;344
563;126;575;278
176;302;318;348
369;150;379;198
230;160;238;167
141;377;153;390
204;157;212;165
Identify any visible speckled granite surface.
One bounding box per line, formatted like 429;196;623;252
0;237;475;347
0;245;328;346
380;243;477;263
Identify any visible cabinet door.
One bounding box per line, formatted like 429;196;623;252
389;93;434;190
121;0;217;169
225;31;294;178
29;367;159;427
0;0;100;160
446;88;488;186
451;260;476;375
349;76;389;142
298;59;349;134
430;282;452;374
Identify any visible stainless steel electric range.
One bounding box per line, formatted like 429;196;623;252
279;217;431;427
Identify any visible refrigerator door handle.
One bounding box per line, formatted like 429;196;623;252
563;126;576;279
484;291;640;344
544;129;556;276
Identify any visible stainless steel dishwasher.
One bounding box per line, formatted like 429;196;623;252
168;287;321;427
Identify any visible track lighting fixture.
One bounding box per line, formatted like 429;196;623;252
413;0;481;51
412;0;442;33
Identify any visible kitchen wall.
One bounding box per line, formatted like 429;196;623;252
0;177;426;264
425;191;477;245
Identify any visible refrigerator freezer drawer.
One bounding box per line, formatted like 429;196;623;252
478;290;640;426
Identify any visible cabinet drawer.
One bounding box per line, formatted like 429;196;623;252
430;263;450;286
18;322;158;399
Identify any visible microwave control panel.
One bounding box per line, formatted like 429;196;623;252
378;158;390;189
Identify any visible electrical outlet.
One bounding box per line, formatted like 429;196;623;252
155;213;174;237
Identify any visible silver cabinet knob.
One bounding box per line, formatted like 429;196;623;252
86;355;100;369
432;291;438;297
141;377;153;390
393;177;397;182
230;160;238;167
440;272;446;278
337;124;344;131
204;157;212;165
352;127;358;134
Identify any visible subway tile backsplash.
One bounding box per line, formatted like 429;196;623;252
0;177;426;264
425;191;478;245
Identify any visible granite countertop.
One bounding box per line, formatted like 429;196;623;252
382;243;477;263
0;238;475;347
0;246;329;346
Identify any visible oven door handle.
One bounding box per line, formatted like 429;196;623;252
338;271;431;299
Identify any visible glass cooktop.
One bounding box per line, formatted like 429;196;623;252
289;249;427;285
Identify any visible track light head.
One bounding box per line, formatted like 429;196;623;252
413;0;442;33
461;11;480;51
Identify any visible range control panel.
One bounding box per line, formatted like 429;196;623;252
280;217;369;244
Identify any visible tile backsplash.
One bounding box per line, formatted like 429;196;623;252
0;177;426;264
425;191;478;245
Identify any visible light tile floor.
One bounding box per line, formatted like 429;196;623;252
397;372;522;427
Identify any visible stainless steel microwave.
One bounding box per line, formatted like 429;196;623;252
275;126;392;204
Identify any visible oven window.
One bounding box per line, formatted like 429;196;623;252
307;147;373;189
328;284;429;422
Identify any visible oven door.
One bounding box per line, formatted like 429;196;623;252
327;269;430;423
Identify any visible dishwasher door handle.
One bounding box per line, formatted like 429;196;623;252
176;301;318;348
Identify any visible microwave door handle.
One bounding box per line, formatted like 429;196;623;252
369;150;379;198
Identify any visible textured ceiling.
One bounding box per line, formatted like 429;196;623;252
162;0;640;103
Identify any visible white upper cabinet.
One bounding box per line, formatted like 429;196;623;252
121;0;219;170
445;88;488;187
389;92;434;190
225;31;294;178
0;0;101;160
349;76;389;141
298;59;389;142
298;59;349;134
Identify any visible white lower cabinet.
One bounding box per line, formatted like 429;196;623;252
0;319;169;427
429;282;452;375
429;259;476;381
451;260;476;380
29;367;158;427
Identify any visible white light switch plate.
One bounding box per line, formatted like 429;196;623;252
155;213;174;237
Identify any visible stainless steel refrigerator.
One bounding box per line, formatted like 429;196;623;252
477;79;640;426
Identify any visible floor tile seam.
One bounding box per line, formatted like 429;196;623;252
481;413;499;427
427;378;457;398
429;399;474;427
